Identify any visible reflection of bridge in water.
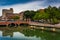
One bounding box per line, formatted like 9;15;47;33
1;27;29;37
0;27;60;40
1;27;60;39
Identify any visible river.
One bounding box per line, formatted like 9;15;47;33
0;27;60;40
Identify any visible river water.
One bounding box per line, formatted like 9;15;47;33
0;27;60;40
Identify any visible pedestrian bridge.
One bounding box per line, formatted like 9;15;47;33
0;20;30;26
0;20;60;29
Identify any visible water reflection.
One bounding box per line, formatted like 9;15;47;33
0;27;60;40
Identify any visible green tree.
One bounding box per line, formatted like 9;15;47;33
34;6;59;24
45;6;59;24
24;10;36;20
12;15;20;20
56;7;60;19
33;9;49;22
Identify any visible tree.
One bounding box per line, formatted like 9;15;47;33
23;6;60;24
11;15;20;20
33;9;49;22
34;6;59;24
45;6;59;24
56;6;60;19
24;10;36;20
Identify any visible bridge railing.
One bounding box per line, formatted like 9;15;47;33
0;20;6;22
0;20;31;23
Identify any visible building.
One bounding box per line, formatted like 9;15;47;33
0;8;24;20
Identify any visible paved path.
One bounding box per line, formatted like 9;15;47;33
0;20;60;28
29;22;60;28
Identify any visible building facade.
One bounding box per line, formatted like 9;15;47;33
0;8;24;21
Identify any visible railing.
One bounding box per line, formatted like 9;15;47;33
0;20;6;22
0;20;31;23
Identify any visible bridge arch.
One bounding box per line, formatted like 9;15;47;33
19;23;29;27
0;25;6;27
8;23;16;27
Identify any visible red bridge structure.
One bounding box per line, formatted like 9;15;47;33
0;20;31;27
0;20;60;29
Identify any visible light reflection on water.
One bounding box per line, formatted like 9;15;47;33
0;27;41;40
0;31;40;40
13;32;40;40
0;27;60;40
0;31;2;37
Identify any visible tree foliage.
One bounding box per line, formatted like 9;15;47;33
11;15;20;20
24;10;36;20
23;6;60;24
33;6;60;24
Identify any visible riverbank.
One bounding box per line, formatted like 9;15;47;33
29;22;60;28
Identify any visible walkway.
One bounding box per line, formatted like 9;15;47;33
29;22;60;28
0;20;60;28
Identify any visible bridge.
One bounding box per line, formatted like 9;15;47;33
0;20;30;27
0;20;60;29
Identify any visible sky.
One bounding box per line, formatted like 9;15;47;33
0;0;60;16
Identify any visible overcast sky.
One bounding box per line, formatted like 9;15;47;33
0;0;60;16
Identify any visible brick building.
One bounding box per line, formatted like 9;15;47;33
0;8;24;20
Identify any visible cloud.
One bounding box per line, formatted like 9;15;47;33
0;0;60;16
0;1;45;16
